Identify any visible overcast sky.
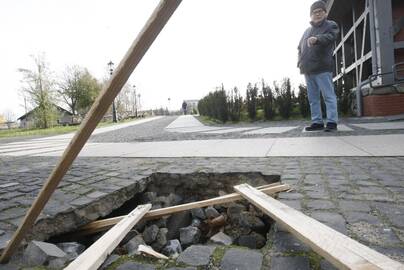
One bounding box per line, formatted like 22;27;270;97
0;0;315;119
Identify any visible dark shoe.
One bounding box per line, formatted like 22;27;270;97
305;123;324;131
324;122;337;132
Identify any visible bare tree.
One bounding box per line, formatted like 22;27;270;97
58;66;81;115
18;54;57;128
3;109;15;129
115;83;133;118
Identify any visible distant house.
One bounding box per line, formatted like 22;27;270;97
184;99;199;114
18;105;74;128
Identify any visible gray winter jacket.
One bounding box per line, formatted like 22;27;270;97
297;19;339;75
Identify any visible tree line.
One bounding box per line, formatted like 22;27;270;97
198;78;311;122
18;54;138;128
198;77;354;123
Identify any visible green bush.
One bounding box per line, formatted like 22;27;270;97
261;80;275;120
198;85;228;122
297;84;310;118
246;83;258;120
228;87;242;122
275;78;293;119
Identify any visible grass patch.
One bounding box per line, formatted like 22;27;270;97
211;246;226;267
0;118;142;139
106;254;189;270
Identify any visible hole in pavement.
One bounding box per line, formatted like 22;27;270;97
49;172;280;256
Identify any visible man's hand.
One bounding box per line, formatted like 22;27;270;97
307;36;318;47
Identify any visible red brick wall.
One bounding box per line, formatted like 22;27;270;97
363;94;404;116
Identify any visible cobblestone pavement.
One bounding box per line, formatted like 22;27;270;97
1;116;404;268
0;156;403;268
90;116;404;142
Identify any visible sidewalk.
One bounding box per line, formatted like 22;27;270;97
1;115;404;157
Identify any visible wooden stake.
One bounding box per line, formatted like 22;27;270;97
234;184;404;270
0;0;182;263
74;183;290;235
65;204;151;270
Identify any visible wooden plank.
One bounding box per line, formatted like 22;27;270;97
75;183;290;235
65;204;151;270
234;184;404;270
0;0;182;263
138;245;169;260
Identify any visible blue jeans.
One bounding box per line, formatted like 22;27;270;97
304;72;338;124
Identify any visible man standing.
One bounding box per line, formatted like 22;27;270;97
182;101;187;115
298;1;340;132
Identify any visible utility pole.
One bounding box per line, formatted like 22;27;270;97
108;61;118;123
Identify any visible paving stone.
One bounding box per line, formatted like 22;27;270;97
278;200;302;211
270;256;310;270
238;211;266;232
100;254;121;270
85;191;107;199
238;232;266;249
362;194;395;202
373;203;404;229
124;234;145;255
348;222;402;246
310;211;347;234
306;200;336;210
152;228;168;251
343;212;381;225
278;192;304;200
143;225;160;244
167;211;192;240
320;259;338;270
356;180;381;187
166;267;196;270
0;262;19;270
273;231;309;253
162;239;182;257
205;206;220;219
70;196;93;207
116;262;156;270
0;207;29;221
23;240;67;266
370;246;404;263
209;232;233;246
220;248;263;270
180;226;201;245
190;208;206;219
0;183;19;188
338;200;371;212
305;190;331;200
177;245;215;266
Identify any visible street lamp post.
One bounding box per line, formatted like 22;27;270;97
108;61;118;123
137;93;141;117
133;84;137;117
167;97;171;115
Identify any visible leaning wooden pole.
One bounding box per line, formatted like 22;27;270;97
0;0;182;263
